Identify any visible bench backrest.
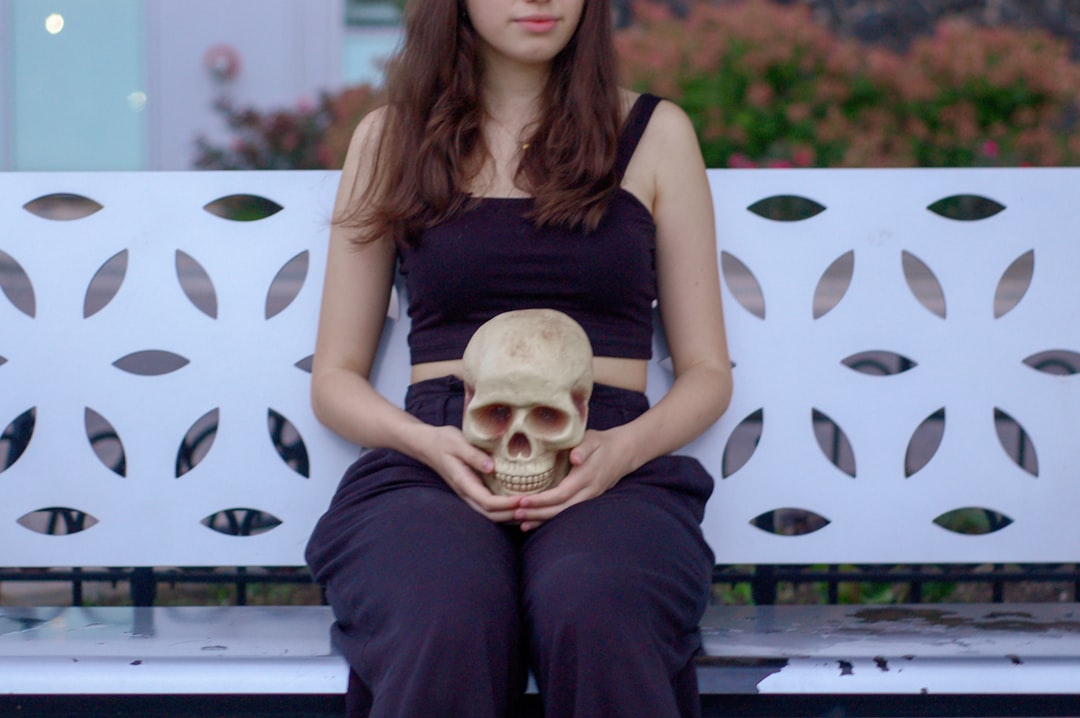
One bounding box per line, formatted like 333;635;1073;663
2;169;1078;570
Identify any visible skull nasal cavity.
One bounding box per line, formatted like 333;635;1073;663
508;433;531;458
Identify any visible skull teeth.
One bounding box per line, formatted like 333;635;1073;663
495;468;556;493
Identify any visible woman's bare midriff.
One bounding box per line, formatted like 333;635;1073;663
410;356;649;393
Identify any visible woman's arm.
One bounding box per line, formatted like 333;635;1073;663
516;99;732;528
311;110;520;521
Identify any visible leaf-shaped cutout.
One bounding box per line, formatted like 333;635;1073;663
83;250;128;318
994;250;1034;319
750;508;831;536
1;407;36;473
811;250;854;319
720;251;765;319
842;351;917;376
295;354;314;373
722;409;762;478
113;350;190;376
905;408;945;478
0;250;36;318
176;409;219;478
22;193;103;221
747;195;826;222
1023;350;1080;375
203;194;283;221
176;251;217;319
933;508;1013;535
927;194;1005;221
902;251;946;319
266;251;309;319
268;409;310;478
811;409;856;477
994;408;1038;477
86;407;126;477
18;508;99;535
202;508;283;537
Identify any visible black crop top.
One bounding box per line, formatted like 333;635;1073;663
399;93;661;363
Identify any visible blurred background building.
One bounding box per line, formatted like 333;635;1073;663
0;0;402;171
4;0;1079;171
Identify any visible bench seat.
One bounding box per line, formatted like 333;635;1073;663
4;602;1080;699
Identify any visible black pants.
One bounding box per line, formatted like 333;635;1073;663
306;376;715;718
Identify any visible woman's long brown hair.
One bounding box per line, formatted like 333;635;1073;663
344;0;622;247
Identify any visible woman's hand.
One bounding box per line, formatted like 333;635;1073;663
512;428;635;531
413;424;522;523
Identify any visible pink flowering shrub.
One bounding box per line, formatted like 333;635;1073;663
617;0;1080;167
195;85;380;170
877;19;1080;167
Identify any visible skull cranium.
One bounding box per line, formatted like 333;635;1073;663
462;309;593;495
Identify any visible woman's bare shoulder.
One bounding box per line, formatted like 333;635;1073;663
345;104;390;157
618;89;696;143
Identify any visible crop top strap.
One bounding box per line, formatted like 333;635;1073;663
614;93;662;179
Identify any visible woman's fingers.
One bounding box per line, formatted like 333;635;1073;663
513;430;632;530
443;456;520;521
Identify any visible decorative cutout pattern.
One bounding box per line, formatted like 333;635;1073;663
994;250;1034;319
750;509;831;536
842;351;917;376
18;508;98;535
902;251;946;318
927;194;1006;221
176;409;219;478
813;251;853;319
1;171;352;569
993;408;1038;477
747;195;826;222
812;409;856;478
203;194;283;221
721;409;762;479
268;409;310;478
84;250;128;318
933;508;1013;535
1;408;35;473
696;169;1074;565
202;509;283;537
1023;351;1080;375
112;351;190;376
22;193;103;221
720;251;765;319
176;251;217;319
265;251;309;319
86;408;126;477
0;250;36;317
905;409;945;478
5;169;1080;570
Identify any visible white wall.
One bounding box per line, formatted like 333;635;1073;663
146;0;345;170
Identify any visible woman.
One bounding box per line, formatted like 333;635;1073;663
305;0;732;715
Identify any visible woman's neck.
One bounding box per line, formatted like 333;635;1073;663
480;56;548;124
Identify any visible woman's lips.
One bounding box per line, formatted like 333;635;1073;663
516;17;559;32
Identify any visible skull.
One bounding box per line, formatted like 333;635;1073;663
462;309;593;495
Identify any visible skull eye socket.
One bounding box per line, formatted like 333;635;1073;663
473;404;513;434
527;406;569;434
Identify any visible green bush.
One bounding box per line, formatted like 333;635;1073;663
194;85;380;170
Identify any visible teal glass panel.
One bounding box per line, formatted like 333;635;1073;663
12;0;146;170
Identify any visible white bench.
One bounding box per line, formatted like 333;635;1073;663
2;169;1079;715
